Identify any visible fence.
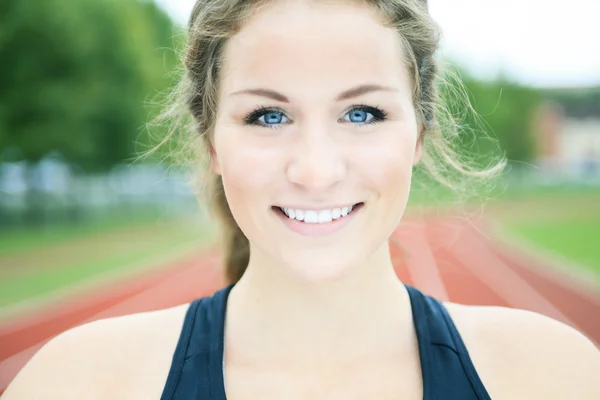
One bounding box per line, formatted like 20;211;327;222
0;158;199;229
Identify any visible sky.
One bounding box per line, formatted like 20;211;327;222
154;0;600;88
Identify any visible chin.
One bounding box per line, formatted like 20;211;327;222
279;251;360;284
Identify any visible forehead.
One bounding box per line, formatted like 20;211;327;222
220;0;411;98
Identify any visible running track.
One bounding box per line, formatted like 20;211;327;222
1;215;599;394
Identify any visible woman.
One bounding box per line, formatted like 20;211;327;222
4;0;600;399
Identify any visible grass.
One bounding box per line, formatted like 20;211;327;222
408;176;600;278
497;183;600;200
487;185;600;278
501;217;600;277
0;234;203;308
0;207;177;256
408;169;600;207
0;213;216;308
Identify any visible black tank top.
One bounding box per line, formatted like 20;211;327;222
160;283;492;399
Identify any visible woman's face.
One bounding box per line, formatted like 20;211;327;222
212;0;422;281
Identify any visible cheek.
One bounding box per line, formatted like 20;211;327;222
217;133;282;193
353;129;417;193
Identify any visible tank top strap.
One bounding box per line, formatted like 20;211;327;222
160;296;202;399
404;284;492;400
160;285;233;400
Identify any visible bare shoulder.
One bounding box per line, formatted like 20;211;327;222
2;303;190;400
443;302;600;400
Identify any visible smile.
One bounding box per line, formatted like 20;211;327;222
272;203;364;237
279;204;356;224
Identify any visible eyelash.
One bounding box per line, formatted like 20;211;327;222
243;104;388;129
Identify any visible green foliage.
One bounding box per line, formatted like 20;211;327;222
0;0;179;171
408;67;543;206
452;69;542;164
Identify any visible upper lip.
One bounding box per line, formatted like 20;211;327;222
275;202;362;211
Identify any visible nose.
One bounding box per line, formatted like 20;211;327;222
286;124;347;191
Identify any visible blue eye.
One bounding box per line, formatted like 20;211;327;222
342;106;387;126
345;109;371;123
259;111;288;125
244;107;289;128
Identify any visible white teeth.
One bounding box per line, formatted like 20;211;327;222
332;208;341;219
281;204;358;224
318;210;333;223
303;210;319;224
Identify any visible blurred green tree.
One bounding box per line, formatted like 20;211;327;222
457;70;542;164
0;0;179;171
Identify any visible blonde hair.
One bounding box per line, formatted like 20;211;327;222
148;0;506;285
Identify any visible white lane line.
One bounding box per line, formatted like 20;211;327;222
449;227;579;329
0;240;212;328
392;222;449;301
82;257;222;323
0;343;44;391
487;221;600;305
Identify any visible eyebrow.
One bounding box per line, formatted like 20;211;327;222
229;84;398;103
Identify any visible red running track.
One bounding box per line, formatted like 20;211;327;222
1;216;599;393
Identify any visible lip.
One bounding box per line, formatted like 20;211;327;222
273;203;364;237
275;203;361;211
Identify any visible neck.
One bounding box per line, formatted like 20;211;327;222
224;243;413;370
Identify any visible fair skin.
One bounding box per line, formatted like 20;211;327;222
4;1;600;399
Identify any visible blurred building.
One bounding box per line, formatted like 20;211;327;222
0;156;198;228
533;87;600;183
